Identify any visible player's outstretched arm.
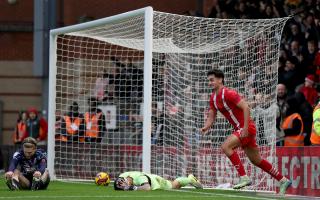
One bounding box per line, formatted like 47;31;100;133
123;183;151;191
114;177;151;191
200;109;216;134
134;183;151;191
236;99;250;138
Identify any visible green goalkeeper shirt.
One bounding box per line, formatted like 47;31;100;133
119;171;172;190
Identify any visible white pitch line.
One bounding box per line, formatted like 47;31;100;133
0;192;318;200
174;189;320;200
0;195;217;199
173;189;275;200
1;188;318;200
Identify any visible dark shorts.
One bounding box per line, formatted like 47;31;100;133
22;173;50;190
39;176;50;190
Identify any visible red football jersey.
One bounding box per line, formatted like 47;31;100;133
209;87;255;130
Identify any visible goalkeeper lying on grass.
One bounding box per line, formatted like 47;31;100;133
114;171;203;191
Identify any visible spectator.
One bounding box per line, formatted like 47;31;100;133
311;100;320;145
302;40;318;75
282;97;305;146
278;57;300;95
83;98;106;176
298;74;318;106
151;102;164;145
92;69;109;102
13;111;28;146
287;23;305;47
276;84;289;146
60;102;84;142
103;67;117;101
315;49;320;77
290;92;313;145
302;12;318;42
111;56;143;100
289;40;306;82
262;3;280;18
26;108;48;144
84;98;106;143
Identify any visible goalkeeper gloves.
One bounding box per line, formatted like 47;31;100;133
124;185;138;191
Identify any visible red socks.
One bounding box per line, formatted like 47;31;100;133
228;152;246;176
257;159;283;181
228;153;284;181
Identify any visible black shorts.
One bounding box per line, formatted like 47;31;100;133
39;176;50;190
22;173;50;190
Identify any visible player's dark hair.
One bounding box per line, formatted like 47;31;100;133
207;69;224;78
207;69;224;83
22;137;37;148
114;177;126;190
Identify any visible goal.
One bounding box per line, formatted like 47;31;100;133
48;7;289;191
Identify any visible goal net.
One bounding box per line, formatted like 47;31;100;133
48;7;289;191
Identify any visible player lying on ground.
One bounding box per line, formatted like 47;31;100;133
4;137;50;190
200;69;292;195
114;171;203;191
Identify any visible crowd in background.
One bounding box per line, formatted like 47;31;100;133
10;0;320;148
203;0;320;146
54;99;106;143
13;108;48;147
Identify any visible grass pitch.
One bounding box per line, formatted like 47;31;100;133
0;177;312;200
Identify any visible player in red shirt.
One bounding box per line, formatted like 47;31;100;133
200;69;291;195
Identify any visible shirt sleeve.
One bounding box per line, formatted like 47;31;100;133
226;89;242;105
8;152;20;172
37;159;47;174
36;151;47;173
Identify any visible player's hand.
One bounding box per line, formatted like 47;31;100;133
240;128;249;139
200;127;208;135
5;171;14;179
119;182;137;191
123;185;137;191
33;171;41;178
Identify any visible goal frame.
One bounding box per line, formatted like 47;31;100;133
48;7;290;191
48;6;154;180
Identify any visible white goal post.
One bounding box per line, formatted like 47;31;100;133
48;6;290;191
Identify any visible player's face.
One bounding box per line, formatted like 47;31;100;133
21;112;28;121
23;146;36;159
207;75;222;90
277;85;286;98
117;177;130;189
126;177;133;186
29;112;36;120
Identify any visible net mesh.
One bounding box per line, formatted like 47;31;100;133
52;10;289;191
